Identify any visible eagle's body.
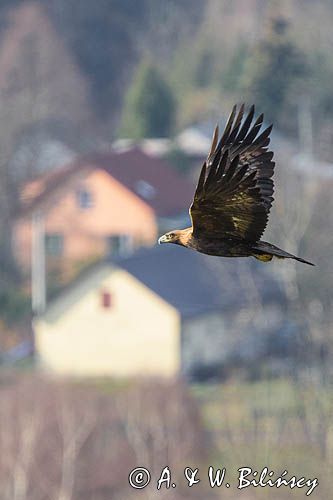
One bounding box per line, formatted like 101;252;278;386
159;104;314;266
174;229;311;264
177;230;251;257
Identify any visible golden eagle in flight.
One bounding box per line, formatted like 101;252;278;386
159;104;314;266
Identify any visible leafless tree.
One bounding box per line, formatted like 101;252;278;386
0;375;214;500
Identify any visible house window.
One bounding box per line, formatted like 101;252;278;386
77;188;93;209
107;235;133;257
45;233;64;256
101;290;112;309
135;180;156;200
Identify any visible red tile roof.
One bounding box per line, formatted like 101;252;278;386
92;149;194;216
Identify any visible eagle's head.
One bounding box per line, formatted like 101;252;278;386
158;230;183;245
158;228;192;246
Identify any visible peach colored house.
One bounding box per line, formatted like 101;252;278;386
14;149;193;271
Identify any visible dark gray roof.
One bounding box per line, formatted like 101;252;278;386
115;245;285;319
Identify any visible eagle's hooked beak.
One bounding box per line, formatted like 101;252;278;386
158;234;168;245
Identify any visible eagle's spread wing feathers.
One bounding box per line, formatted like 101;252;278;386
190;105;275;242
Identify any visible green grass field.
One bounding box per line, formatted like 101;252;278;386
192;378;333;498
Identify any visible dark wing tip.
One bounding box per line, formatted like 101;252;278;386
207;124;219;160
194;162;207;197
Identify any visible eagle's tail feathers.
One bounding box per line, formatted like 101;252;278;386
252;241;315;266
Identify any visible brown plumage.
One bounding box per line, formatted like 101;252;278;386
158;104;314;266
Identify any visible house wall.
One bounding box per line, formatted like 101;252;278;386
14;169;157;269
34;267;180;377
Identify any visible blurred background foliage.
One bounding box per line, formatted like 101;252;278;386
0;0;332;142
0;0;332;141
120;60;176;138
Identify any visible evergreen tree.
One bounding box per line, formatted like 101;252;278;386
242;17;308;129
222;41;249;92
120;61;175;138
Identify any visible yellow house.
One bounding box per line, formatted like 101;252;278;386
33;245;229;378
34;245;286;379
35;264;180;377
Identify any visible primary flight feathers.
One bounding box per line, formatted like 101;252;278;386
191;104;274;242
159;104;314;266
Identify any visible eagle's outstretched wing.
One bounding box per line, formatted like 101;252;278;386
190;104;275;242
